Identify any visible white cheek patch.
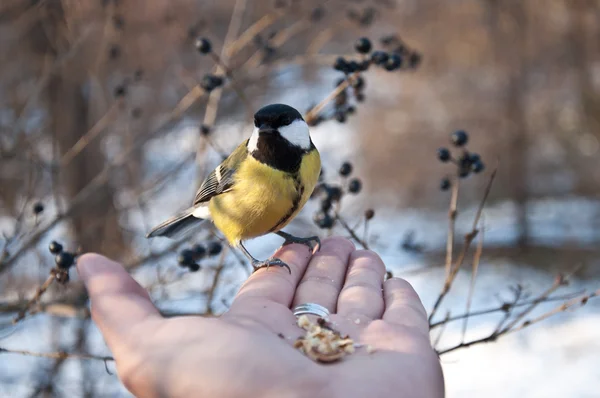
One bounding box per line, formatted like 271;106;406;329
278;119;311;149
247;126;260;152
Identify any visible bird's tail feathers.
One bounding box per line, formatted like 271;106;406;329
146;206;208;240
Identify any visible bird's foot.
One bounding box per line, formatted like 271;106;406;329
277;232;321;253
252;258;291;274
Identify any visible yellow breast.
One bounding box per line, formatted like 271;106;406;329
208;149;320;245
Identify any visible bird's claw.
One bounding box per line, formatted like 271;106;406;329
282;235;321;253
252;258;291;274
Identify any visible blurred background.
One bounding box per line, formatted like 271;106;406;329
1;0;599;396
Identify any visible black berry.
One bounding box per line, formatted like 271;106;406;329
346;105;356;114
314;211;335;229
469;153;481;163
33;202;44;215
409;52;422;69
356;92;365;102
188;263;201;272
49;241;63;255
355;37;372;54
207;241;222;256
326;185;343;202
451;130;469;147
384;53;402;71
192;244;206;258
346;61;360;74
351;76;365;91
201;74;224;92
114;85;127;98
195;37;212;54
348;178;362;194
339;162;353;177
459;167;470;178
358;60;370;72
335;111;347;123
55;252;75;270
471;160;485;173
365;209;375;220
334;57;348;72
437;148;451;162
200;124;211;136
440;178;451;191
177;249;195;266
371;51;389;65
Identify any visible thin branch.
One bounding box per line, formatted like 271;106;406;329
333;211;369;249
461;219;484;342
428;167;497;323
445;176;459;279
13;273;56;324
0;347;113;362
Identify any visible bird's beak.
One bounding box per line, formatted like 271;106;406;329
258;125;276;135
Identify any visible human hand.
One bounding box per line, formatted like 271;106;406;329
77;237;444;398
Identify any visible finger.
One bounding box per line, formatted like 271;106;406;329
382;278;429;336
77;253;161;354
291;237;355;313
231;242;313;308
336;250;386;323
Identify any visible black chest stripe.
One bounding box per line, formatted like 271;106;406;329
269;174;304;233
251;133;314;173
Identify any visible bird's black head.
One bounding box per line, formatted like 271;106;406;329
248;104;313;173
253;103;304;130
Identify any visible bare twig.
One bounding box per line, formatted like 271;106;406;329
333;211;369;249
445;176;459;279
428;168;497;323
0;347;113;362
429;291;584;329
461;219;484;342
13;273;56;324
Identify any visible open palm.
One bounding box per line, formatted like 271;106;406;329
78;237;444;398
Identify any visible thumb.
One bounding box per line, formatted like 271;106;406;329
77;253;161;354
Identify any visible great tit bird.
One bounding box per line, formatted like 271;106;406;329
147;103;321;272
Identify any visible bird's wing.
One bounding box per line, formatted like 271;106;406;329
193;140;248;205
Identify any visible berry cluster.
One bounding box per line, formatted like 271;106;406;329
177;241;223;271
48;241;75;284
310;36;421;127
311;162;363;229
437;130;485;190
